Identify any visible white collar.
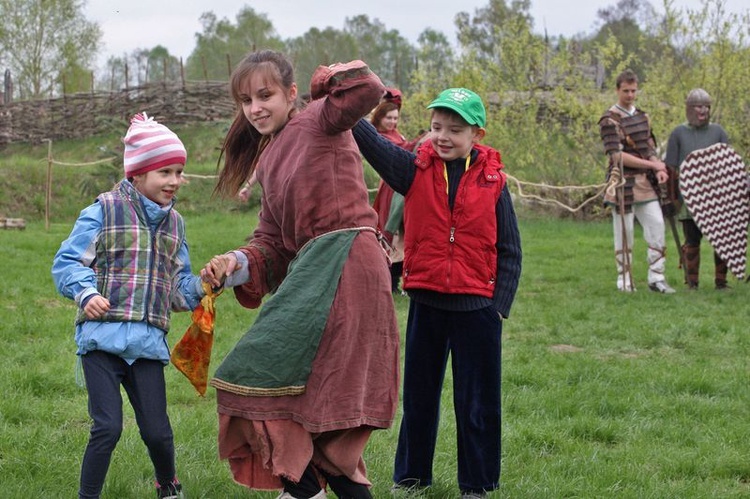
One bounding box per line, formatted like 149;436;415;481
615;104;636;116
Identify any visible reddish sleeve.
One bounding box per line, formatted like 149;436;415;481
310;60;386;134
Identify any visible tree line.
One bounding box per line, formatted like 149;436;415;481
1;0;748;188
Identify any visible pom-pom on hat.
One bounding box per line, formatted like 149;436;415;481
427;88;486;128
123;112;186;177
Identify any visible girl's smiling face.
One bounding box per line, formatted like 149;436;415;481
238;71;297;136
132;164;184;206
429;109;485;162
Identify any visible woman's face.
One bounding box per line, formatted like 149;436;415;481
238;71;297;136
380;109;399;132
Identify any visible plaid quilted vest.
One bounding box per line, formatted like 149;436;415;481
75;181;185;332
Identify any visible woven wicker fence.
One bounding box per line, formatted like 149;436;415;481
0;80;236;146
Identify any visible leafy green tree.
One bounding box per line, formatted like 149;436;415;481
97;46;180;90
0;0;101;98
131;49;154;86
455;0;547;90
343;15;416;92
186;6;284;81
59;38;94;94
587;0;662;82
403;28;456;134
452;0;554;174
640;0;750;153
286;28;359;92
415;28;454;84
142;46;181;84
455;0;533;63
100;55;127;91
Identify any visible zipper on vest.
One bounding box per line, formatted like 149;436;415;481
447;226;456;285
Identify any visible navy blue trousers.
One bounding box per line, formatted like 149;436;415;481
394;301;502;494
79;351;176;499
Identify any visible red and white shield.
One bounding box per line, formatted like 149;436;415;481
680;143;749;280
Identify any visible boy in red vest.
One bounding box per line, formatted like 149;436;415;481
354;87;522;498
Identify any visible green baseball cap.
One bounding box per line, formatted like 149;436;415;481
427;88;486;127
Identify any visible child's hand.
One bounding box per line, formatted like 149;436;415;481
237;185;251;202
84;295;111;320
201;253;239;289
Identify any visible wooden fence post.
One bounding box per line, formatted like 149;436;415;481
45;139;53;231
3;69;12;104
180;57;186;88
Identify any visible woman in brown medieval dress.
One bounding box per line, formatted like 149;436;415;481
201;50;399;499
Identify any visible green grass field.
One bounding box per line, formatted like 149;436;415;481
2;128;750;497
2;202;750;497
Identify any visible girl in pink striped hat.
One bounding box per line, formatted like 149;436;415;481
52;112;203;499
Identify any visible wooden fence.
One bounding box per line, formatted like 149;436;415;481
0;80;237;146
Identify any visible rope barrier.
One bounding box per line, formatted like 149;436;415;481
183;173;218;179
40;139;613;228
45;156;220;179
505;173;608;214
40;138;226;230
48;157;117;167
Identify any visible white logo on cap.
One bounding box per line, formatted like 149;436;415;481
448;89;472;103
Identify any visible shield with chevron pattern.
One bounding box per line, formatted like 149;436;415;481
679;143;749;281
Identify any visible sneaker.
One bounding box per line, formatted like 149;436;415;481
648;281;676;294
156;478;183;499
461;493;487;499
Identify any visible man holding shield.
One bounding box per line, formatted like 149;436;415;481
665;88;730;289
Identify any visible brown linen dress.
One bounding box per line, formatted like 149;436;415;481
213;63;400;490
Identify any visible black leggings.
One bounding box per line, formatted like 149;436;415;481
280;463;372;499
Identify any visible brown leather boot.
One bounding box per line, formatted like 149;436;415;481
682;244;700;289
714;252;729;289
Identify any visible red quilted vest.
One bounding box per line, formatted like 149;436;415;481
403;142;506;297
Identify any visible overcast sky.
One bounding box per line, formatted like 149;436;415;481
85;0;747;68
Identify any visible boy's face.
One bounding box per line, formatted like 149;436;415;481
616;81;638;108
429;110;485;161
132;164;184;206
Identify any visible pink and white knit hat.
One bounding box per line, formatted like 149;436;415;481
123;113;186;177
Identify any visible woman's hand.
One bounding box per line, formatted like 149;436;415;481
201;253;239;289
